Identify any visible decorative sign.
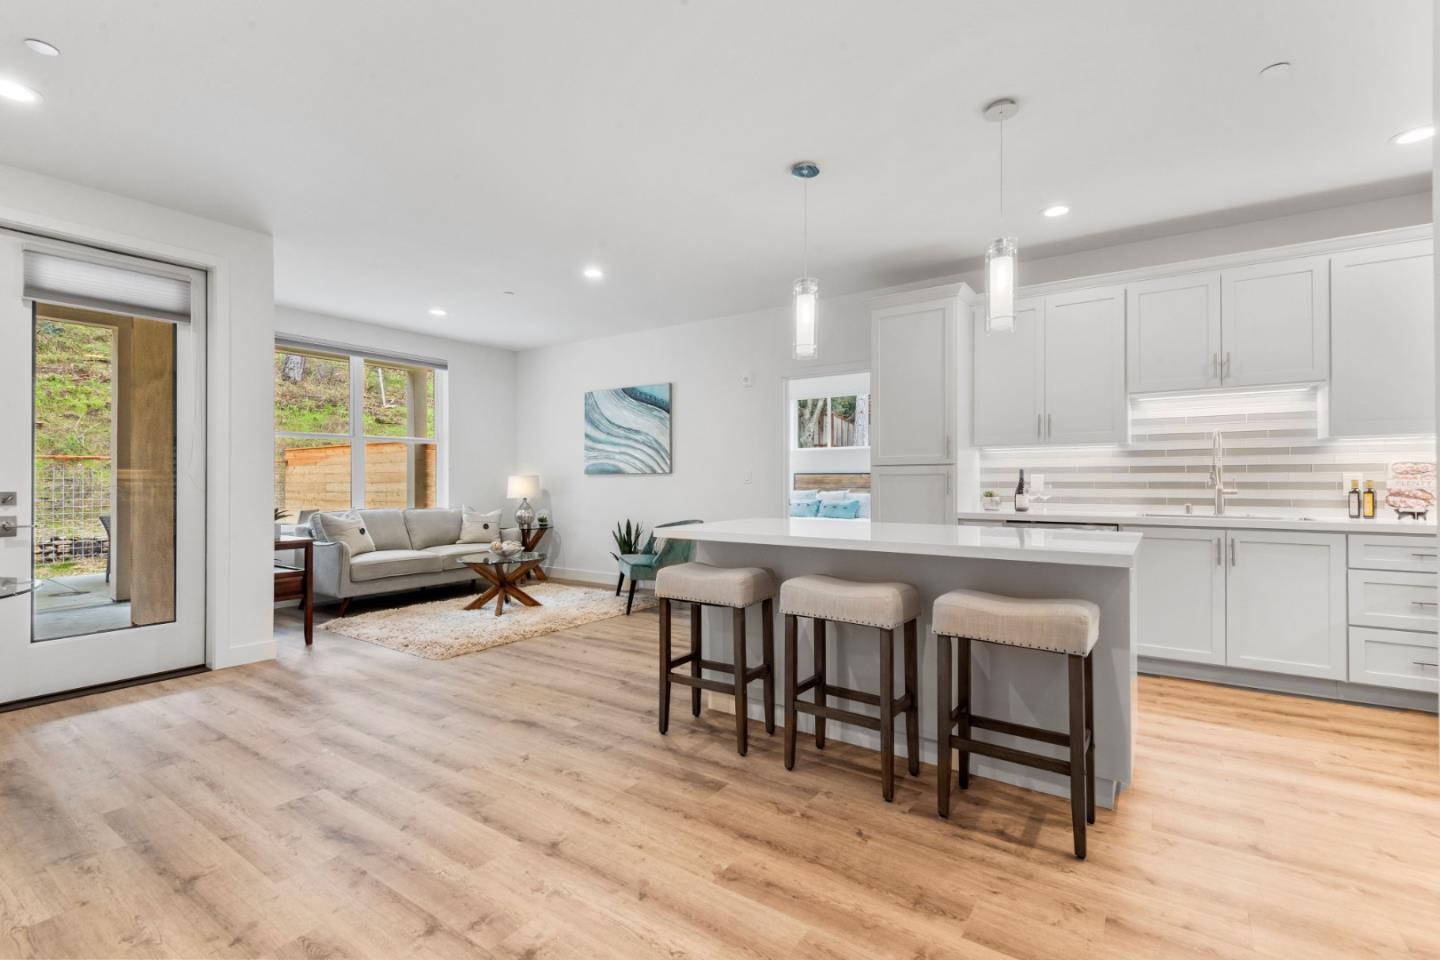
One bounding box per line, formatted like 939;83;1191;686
1386;461;1435;518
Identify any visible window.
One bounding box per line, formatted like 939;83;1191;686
274;345;442;517
793;393;870;449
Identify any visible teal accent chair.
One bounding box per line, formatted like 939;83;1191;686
616;519;702;615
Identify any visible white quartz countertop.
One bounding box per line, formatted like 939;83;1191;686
661;518;1141;568
957;505;1439;536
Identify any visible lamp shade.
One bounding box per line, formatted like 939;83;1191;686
506;474;540;499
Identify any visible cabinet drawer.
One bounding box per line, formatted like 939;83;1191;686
1348;534;1439;574
1348;626;1440;693
1346;569;1438;632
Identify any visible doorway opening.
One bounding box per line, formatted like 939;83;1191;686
786;371;872;518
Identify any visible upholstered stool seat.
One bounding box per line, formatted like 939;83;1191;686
657;562;775;609
779;575;920;802
933;588;1098;859
657;563;776;756
779;575;919;630
932;589;1098;656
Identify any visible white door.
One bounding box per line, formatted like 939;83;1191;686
871;298;955;465
870;465;953;524
973;297;1043;446
1329;240;1435;437
1126;526;1226;665
1225;530;1346;680
1219;256;1329;387
1126;272;1221;393
1043;286;1126;444
0;234;206;705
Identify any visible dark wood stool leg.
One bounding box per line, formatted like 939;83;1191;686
761;598;776;735
813;619;827;749
936;634;952;818
658;598;672;735
1068;654;1087;860
957;636;972;790
1085;651;1096;825
784;614;798;770
879;628;896;803
689;603;703;717
733;607;748;756
903;619;919;777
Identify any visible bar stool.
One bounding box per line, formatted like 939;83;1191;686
780;575;920;802
932;588;1098;859
656;562;776;755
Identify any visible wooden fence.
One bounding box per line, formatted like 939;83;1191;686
277;442;436;514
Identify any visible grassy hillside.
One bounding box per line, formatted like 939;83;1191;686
34;320;112;458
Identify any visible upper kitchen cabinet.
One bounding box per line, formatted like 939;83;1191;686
1126;272;1221;393
1329;239;1435;437
973;297;1044;446
1219;255;1329;387
973;288;1125;446
1044;286;1127;444
870;290;964;465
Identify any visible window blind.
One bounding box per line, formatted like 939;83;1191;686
273;335;449;371
23;250;194;323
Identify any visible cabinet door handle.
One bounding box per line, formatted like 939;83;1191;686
1228;539;1236;567
1412;553;1438;559
1223;352;1232;380
1211;353;1218;380
1414;660;1439;668
1410;600;1438;607
1036;413;1042;440
1046;413;1053;438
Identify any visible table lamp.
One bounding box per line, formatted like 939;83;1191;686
507;474;540;528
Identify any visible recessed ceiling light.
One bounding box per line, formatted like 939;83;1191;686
0;78;40;103
582;265;604;280
428;307;447;317
1390;125;1435;145
1041;204;1070;218
1258;61;1291;79
24;38;60;57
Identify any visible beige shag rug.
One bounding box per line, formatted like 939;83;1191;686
321;582;656;660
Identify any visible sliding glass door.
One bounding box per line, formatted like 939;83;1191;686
0;233;206;704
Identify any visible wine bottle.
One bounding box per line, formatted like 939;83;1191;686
1014;468;1030;512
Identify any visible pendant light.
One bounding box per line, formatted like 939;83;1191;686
791;161;820;359
983;98;1019;333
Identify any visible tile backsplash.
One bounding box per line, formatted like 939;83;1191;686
979;388;1436;512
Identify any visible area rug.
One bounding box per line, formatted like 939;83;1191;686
321;582;656;660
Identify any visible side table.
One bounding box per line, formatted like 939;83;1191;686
274;537;314;645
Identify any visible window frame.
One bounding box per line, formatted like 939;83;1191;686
274;346;447;512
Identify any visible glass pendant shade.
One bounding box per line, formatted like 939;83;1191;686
793;276;818;359
985;236;1017;333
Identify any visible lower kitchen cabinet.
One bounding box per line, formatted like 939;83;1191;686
1129;527;1226;665
1225;530;1347;680
1349;626;1440;693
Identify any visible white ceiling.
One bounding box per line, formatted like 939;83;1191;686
0;1;1431;349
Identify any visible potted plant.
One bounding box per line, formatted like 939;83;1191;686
981;490;1002;512
537;509;551;528
609;519;648;561
274;508;291;539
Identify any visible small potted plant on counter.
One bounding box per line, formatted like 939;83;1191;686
981;490;1001;512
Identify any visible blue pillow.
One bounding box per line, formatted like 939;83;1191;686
789;499;821;517
818;498;861;519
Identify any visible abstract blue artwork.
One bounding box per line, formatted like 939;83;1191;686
584;383;673;475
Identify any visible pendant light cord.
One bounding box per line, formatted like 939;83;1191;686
802;176;810;278
998;117;1006;235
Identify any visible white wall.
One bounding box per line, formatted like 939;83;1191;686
0;161;276;669
519;190;1433;581
274;306;518;513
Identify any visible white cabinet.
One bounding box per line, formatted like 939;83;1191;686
1349;627;1439;694
973;297;1043;446
1126;272;1221;393
1219;256;1329;387
1348;533;1439;574
869;465;953;524
973;288;1125;446
1127;527;1226;665
871;296;957;466
1044;286;1127;444
1346;569;1439;633
1329;240;1435;437
1226;529;1347;680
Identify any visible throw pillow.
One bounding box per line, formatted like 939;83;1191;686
818;498;862;519
816;489;851;503
322;512;375;556
789;499;821;518
460;507;503;544
788;490;820;504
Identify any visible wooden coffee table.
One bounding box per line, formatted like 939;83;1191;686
463;551;546;616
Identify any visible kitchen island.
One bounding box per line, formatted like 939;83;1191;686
660;518;1142;807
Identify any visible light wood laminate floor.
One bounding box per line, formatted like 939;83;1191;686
1;594;1437;959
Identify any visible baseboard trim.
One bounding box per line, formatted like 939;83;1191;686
545;566;620;588
1138;657;1439;713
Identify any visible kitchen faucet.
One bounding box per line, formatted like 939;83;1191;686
1207;430;1239;516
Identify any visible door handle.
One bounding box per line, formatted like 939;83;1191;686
0;518;32;538
1409;600;1438;607
1228;539;1236;567
1036;413;1042;440
1046;413;1053;438
1414;660;1440;668
1223;352;1232;380
1412;553;1438;559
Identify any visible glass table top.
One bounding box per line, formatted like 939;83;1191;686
0;578;37;599
462;551;544;567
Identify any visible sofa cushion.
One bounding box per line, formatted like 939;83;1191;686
459;506;503;544
405;508;463;550
348;549;446;582
358;509;412;550
425;532;525;563
314;511;375;556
